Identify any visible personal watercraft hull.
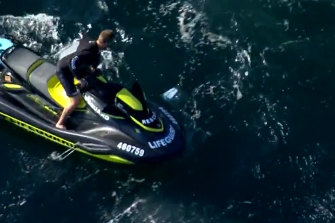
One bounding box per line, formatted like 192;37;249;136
0;38;184;164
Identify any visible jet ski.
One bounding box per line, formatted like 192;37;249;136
0;37;184;164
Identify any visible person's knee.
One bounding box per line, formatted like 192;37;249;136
74;96;80;104
69;95;80;107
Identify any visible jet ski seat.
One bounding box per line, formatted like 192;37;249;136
2;47;85;108
2;47;41;80
29;61;85;108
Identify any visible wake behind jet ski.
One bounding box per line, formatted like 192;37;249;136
0;37;184;164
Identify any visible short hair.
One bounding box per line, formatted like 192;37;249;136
99;29;114;42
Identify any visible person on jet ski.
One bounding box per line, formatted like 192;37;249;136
55;29;114;129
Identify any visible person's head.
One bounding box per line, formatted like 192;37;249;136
97;29;114;49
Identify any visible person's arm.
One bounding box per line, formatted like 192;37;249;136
71;41;100;78
71;53;93;79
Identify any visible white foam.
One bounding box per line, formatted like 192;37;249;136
159;2;179;16
177;4;204;44
234;84;243;100
176;3;231;48
205;32;232;48
236;49;251;66
106;199;146;223
0;13;60;48
97;0;109;13
116;27;133;44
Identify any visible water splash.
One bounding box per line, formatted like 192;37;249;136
116;27;133;44
97;0;109;13
0;13;60;51
176;2;231;49
105;199;146;223
303;189;335;222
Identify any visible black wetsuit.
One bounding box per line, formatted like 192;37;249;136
56;35;101;97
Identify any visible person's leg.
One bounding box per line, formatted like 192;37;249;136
55;64;79;129
56;95;80;129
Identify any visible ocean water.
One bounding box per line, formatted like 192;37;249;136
1;0;335;222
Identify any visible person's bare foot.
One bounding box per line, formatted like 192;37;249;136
55;123;66;129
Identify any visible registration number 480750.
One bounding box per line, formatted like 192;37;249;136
117;142;145;157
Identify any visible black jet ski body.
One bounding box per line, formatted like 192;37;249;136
0;38;184;164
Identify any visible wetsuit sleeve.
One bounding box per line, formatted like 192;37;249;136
70;55;91;79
